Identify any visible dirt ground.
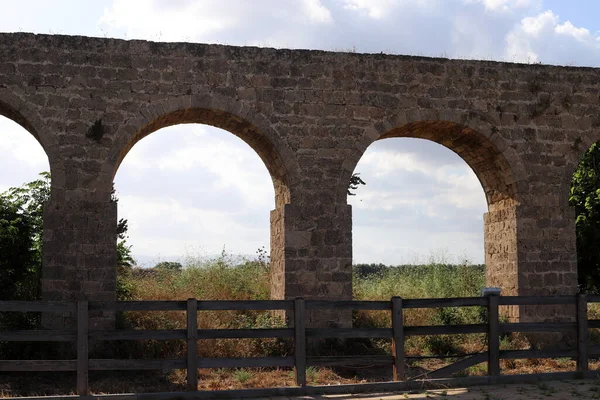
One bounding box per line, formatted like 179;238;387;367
277;379;600;399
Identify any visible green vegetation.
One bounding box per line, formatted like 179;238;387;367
353;262;486;357
0;173;134;304
354;263;485;299
0;195;37;302
0;172;49;303
111;257;487;360
0;172;489;360
347;172;366;196
108;253;289;360
232;369;254;384
571;142;600;290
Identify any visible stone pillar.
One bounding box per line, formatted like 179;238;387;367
270;205;285;300
41;197;117;329
516;205;578;325
516;205;578;296
484;205;518;320
270;202;352;327
485;204;578;323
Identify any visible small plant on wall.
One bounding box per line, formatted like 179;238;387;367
347;173;366;196
86;119;105;142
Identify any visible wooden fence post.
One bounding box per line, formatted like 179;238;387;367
294;298;306;388
77;301;89;396
577;293;589;371
487;294;500;381
391;296;405;381
187;298;198;391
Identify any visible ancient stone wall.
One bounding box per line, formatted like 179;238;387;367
1;33;599;325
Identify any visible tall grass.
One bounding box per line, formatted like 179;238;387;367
352;263;486;356
353;263;485;300
126;256;271;301
111;254;288;360
113;257;487;359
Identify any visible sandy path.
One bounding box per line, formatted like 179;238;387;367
272;379;600;399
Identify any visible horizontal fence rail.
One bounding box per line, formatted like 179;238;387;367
0;293;597;399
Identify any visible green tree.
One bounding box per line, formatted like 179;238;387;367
0;196;37;300
153;261;183;272
2;172;50;273
1;173;134;298
570;142;600;290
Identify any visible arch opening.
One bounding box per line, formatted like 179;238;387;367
114;108;291;208
112;108;290;303
349;137;488;267
0;100;41;145
379;121;517;212
114;123;275;266
347;120;520;305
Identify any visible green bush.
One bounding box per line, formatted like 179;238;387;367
353;263;485;301
352;262;486;357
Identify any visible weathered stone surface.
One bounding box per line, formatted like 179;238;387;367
1;33;598;326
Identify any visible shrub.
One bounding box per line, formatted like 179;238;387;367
233;369;254;384
114;256;487;360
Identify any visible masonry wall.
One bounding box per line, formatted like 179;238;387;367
1;33;599;326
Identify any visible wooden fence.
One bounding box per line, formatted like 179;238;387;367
1;294;600;399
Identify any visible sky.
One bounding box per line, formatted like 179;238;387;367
1;0;599;266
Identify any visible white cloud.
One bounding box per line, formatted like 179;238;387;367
505;10;600;65
348;139;487;263
340;0;404;19
98;0;600;68
117;193;268;258
0;117;49;195
100;0;236;41
520;10;557;37
100;0;333;45
355;149;484;210
114;124;274;261
467;0;539;12
117;125;273;209
555;20;592;42
359;151;434;178
0;118;48;168
304;0;333;23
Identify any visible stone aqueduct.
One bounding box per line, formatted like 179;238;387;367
1;33;599;326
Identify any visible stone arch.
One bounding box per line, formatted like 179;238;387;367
0;89;59;311
340;113;524;212
341;112;525;307
103;94;301;303
0;89;64;194
105;94;300;208
0;89;56;153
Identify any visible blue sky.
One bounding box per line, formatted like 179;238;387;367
541;0;600;34
1;0;599;266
